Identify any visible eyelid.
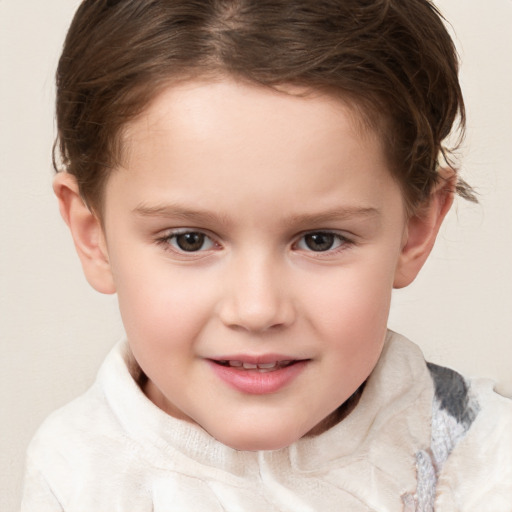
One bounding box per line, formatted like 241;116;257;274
155;227;221;255
292;230;354;254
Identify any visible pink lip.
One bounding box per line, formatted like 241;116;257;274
212;353;297;365
207;357;308;395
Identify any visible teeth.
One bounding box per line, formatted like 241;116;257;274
235;361;289;370
218;360;296;370
257;362;278;369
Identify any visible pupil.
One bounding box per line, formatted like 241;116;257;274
305;233;334;251
176;233;204;251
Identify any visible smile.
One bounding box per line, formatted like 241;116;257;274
208;358;309;394
214;360;295;372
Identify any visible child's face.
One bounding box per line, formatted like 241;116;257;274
98;79;411;450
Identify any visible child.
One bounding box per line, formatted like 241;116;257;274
21;0;512;510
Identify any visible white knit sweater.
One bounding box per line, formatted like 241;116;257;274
21;332;512;511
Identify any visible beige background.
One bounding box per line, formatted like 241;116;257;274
1;0;511;510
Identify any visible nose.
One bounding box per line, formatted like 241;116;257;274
217;253;296;333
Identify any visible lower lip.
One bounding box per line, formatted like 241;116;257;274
207;360;308;395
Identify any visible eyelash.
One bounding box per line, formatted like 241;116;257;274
155;229;218;255
293;231;352;254
155;229;353;256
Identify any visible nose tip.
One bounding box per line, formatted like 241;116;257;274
217;263;295;332
223;298;293;333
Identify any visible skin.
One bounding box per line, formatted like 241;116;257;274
55;78;453;451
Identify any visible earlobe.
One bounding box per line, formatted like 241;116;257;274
393;169;455;289
53;172;116;294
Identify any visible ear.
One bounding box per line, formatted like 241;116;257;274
393;168;455;289
53;172;116;294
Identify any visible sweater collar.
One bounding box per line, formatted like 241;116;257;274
99;331;433;478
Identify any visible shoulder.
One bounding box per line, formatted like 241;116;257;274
26;378;123;474
24;342;135;481
25;341;144;473
22;384;113;510
22;342;157;508
426;362;479;427
430;366;512;511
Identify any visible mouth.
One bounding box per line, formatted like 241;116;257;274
207;356;309;394
212;359;297;373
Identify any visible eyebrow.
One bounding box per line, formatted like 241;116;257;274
133;203;380;226
133;203;232;226
284;207;380;227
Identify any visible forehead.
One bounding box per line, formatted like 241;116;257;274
121;78;382;169
106;78;402;225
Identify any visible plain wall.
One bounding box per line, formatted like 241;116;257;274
1;0;511;510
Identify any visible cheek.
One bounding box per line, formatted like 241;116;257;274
304;263;393;330
300;261;394;374
112;255;216;349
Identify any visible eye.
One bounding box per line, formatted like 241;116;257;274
163;231;216;252
295;231;348;252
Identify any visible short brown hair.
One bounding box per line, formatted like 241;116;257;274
55;0;475;215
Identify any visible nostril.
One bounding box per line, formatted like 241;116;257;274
216;268;296;332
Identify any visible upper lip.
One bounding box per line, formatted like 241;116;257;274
208;354;306;365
